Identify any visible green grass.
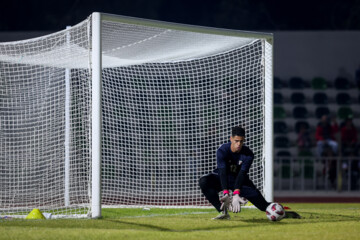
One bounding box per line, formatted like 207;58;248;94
1;204;359;240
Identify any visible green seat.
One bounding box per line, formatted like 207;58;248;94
298;150;313;157
337;107;353;120
311;77;327;90
304;159;314;179
274;106;286;119
281;159;291;179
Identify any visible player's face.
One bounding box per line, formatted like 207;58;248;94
230;135;245;153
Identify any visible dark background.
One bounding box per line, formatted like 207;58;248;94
2;0;360;31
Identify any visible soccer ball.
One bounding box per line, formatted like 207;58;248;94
266;203;285;221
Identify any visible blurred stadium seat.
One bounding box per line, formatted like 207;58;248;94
298;149;313;157
274;121;288;134
315;106;330;119
304;159;314;179
291;92;306;104
293;106;308;119
274;71;358;189
280;159;291;179
277;150;291;156
274;106;286;119
276;150;291;179
294;121;310;133
289;77;306;89
336;92;351;105
274;77;285;89
334;77;350;89
337;107;353;119
275;136;290;148
311;77;327;90
313;92;328;104
274;92;283;104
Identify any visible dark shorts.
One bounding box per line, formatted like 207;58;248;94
200;173;262;199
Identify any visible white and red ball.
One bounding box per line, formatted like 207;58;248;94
266;203;285;221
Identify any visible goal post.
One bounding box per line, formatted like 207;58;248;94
264;41;274;203
97;13;274;212
0;12;273;219
91;12;102;219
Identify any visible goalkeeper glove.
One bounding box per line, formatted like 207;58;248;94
219;191;231;211
230;191;248;213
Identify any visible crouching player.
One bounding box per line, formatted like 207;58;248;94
199;126;300;220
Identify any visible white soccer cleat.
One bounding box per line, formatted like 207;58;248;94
212;210;230;220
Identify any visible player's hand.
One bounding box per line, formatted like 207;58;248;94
219;194;231;211
230;194;248;213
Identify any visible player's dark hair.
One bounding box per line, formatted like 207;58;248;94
231;126;245;137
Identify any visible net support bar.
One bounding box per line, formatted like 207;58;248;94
91;12;102;219
64;26;71;207
263;41;274;202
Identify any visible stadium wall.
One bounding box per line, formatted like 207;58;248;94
273;31;360;82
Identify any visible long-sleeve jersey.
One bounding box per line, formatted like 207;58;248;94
214;142;254;190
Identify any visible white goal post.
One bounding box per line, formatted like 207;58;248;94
0;12;273;219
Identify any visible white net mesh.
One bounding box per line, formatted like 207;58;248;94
100;19;266;207
0;14;271;216
0;20;91;217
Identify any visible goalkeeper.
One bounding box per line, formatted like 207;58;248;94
199;126;269;219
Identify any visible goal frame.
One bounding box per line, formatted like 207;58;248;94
90;12;273;218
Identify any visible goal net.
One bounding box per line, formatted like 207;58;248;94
0;13;273;218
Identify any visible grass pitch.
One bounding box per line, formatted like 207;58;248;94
1;203;359;240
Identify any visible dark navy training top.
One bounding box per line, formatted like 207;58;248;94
214;142;254;189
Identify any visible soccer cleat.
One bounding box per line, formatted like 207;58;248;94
240;197;248;205
212;210;230;220
284;211;301;219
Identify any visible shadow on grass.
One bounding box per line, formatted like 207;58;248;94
296;211;360;221
104;219;249;232
2;210;359;233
